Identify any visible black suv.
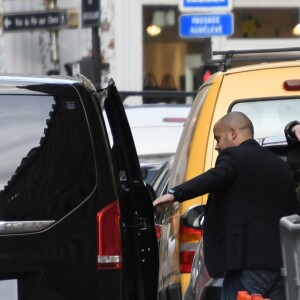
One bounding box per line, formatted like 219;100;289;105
0;75;158;300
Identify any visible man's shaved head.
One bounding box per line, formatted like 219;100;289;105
213;111;254;152
219;111;254;136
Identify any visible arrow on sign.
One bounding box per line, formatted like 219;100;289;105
3;17;12;29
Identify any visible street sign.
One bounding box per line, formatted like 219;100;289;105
82;0;100;28
179;13;234;38
180;0;232;11
1;10;78;32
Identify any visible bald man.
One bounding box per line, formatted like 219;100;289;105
154;111;298;300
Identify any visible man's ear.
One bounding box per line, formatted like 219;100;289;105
230;128;237;140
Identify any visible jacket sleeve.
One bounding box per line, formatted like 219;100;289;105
172;149;237;203
284;121;300;176
285;120;300;146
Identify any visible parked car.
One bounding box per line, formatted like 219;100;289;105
140;155;174;196
0;76;158;300
183;135;289;300
158;47;300;300
105;103;191;158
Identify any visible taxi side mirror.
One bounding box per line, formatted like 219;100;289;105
182;204;205;230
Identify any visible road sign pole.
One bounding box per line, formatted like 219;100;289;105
82;0;101;88
92;26;101;89
48;0;60;72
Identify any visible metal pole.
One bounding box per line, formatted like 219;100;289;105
91;0;101;89
48;0;59;72
92;26;101;89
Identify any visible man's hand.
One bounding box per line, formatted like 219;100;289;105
153;193;174;209
292;124;300;142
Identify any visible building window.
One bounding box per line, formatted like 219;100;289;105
231;8;299;38
143;5;209;93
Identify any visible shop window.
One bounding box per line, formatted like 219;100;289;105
231;8;299;38
143;5;208;92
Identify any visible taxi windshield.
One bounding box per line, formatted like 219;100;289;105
231;98;300;139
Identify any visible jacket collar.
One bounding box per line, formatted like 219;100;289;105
240;139;259;146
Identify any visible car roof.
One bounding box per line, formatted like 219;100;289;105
224;60;300;74
203;61;300;88
0;74;81;85
124;104;190;127
124;104;191;156
210;47;300;75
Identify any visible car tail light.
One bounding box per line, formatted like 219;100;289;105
283;80;300;91
97;200;122;270
155;224;161;240
179;219;202;273
180;251;196;273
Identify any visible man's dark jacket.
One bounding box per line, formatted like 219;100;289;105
285;120;300;200
174;139;298;278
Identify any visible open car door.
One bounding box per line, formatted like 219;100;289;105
103;79;159;300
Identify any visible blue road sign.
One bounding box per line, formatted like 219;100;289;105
180;0;232;11
179;13;234;38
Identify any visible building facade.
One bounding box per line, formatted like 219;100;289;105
1;0;300;91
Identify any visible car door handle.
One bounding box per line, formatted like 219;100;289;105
0;220;55;234
138;217;150;231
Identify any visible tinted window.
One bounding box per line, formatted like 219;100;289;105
0;96;53;189
231;98;300;139
0;94;96;221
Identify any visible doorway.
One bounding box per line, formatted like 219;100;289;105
142;5;210;94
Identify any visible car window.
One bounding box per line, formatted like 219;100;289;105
231;98;300;139
0;95;53;189
0;94;96;222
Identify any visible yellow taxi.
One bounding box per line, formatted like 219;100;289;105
158;47;300;300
